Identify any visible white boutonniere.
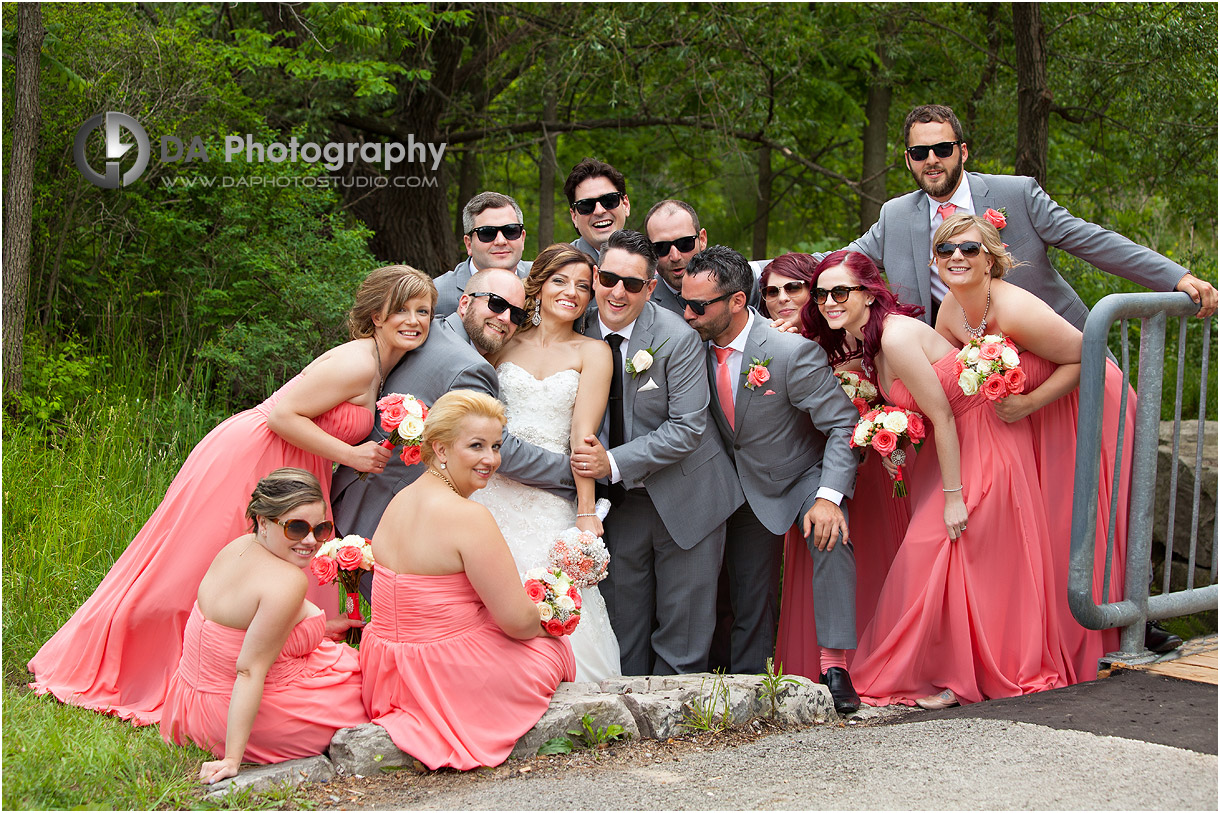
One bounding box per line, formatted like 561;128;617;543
625;338;669;378
742;356;772;390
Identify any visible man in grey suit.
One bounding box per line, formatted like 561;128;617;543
571;230;744;675
433;191;533;318
565;158;631;261
848;104;1217;327
681;246;861;710
331;269;573;546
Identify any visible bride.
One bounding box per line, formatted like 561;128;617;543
472;243;621;682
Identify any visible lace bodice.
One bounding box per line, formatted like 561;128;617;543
495;362;579;454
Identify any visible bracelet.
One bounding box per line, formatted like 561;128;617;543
943;485;963;493
576;512;597;517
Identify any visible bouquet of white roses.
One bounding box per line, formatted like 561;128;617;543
954;334;1026;401
849;405;927;497
835;369;879;415
522;567;581;636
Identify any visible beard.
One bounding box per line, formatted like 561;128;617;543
915;158;964;199
463;311;509;356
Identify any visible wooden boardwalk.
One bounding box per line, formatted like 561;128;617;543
1112;634;1218;685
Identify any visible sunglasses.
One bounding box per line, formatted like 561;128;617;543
933;241;988;259
273;517;335;542
813;285;868;304
571;192;625;216
650;235;698;256
466;291;529;326
905;140;963;162
597;270;650;294
467;223;525;243
762;280;809;300
682;292;732;315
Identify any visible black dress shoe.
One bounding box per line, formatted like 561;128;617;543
1145;621;1183;654
820;667;861;714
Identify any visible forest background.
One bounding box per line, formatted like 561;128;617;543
1;3;1216;808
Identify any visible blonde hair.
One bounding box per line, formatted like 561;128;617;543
933;213;1014;279
348;265;437;339
517;244;595;334
246;467;323;531
420;390;507;467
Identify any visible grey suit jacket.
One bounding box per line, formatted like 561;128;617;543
433;257;532;318
848;171;1190;330
330;318;572;539
571;235;601;261
649;280;686;317
707;313;860;536
586;303;744;549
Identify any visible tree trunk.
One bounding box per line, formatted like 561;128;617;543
752;145;771;261
537;91;559;249
1013;2;1051;188
859;33;893;232
454;148;479;257
3;3;45;399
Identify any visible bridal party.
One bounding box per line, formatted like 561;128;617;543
28;103;1218;780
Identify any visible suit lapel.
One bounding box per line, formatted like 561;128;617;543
733;318;769;436
969;172;997;220
908;194;933;314
622;308;656;440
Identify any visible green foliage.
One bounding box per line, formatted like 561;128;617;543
536;736;575;755
13;333;109;424
758;657;802;718
680;673;732;734
565;712;631;749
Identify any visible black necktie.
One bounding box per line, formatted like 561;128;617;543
604;334;627;505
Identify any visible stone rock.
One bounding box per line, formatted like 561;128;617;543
762;675;837;726
1153;420;1217;586
328;723;413;777
510;690;639;758
618;686;698;739
204;755;334;800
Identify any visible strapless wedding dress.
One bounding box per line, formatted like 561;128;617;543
472;362;621;683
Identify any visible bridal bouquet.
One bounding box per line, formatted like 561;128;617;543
522;567;581;636
311;534;375;645
548;498;613;588
835;369;879;415
850;405;926;497
954;335;1026;401
376;392;429;465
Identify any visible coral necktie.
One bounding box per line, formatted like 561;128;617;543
713;346;735;430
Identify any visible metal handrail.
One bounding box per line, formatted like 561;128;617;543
1069;292;1216;660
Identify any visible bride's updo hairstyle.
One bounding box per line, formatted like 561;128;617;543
420;390;508;468
933;213;1016;279
518;244;596;334
245;468;324;531
348;265;437;339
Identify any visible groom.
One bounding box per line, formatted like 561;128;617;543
682;246;861;712
571;229;743;675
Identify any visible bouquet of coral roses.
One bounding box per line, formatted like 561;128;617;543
548;498;612;588
375;392;428;466
835;369;880;416
850;405;926;497
955;334;1026;401
522;568;581;636
311;534;375;645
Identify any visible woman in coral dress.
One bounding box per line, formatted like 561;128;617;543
804;250;1068;709
29;265;434;725
360;390;574;771
766;253;912;681
934;213;1134;682
160;469;369;783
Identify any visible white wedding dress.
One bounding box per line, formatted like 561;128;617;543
472;362;622;683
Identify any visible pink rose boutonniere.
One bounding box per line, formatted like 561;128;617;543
983;207;1007;230
742;356;772;390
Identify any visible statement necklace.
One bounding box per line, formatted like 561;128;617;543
429;467;461;496
962;282;992;340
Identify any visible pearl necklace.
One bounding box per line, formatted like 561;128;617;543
428;467;461;496
962;282;992;340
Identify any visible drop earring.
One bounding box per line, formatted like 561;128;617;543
531;301;541;326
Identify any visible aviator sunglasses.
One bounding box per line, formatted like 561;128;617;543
272;517;335;542
763;280;809;300
933;241;988;259
597;270;650;294
571;192;625;216
813;285;867;304
905;140;964;162
682;292;732;315
467;223;525;243
466;291;529;326
650;235;698;256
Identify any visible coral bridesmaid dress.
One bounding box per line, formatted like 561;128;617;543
360;564;574;770
1021;352;1135;681
851;352;1070;706
28;374;371;725
160;605;368;762
775;454;911;679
